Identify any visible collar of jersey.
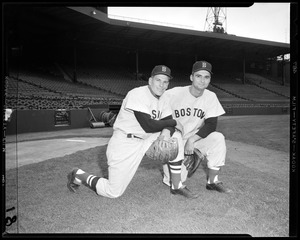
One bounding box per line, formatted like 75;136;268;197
189;86;205;98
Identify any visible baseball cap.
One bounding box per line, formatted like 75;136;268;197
192;61;213;74
151;65;173;79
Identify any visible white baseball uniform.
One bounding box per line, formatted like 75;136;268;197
95;85;173;198
161;86;226;183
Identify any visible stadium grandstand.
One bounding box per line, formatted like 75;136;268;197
3;5;290;134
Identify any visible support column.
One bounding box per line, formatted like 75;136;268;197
136;50;139;81
281;54;285;86
73;40;77;83
5;27;9;77
242;56;246;84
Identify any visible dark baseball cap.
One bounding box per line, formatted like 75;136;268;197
151;65;173;79
192;61;213;74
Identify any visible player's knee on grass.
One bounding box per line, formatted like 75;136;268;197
95;180;127;198
96;188;125;198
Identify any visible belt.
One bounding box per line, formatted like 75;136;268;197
127;134;143;139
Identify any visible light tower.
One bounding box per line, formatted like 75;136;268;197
204;7;227;34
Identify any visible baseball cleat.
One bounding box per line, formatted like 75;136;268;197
67;168;80;193
206;181;232;193
170;186;199;199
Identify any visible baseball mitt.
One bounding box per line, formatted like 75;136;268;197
183;149;205;178
145;137;179;164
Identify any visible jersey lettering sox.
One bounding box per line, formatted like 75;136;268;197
113;85;169;138
161;86;225;139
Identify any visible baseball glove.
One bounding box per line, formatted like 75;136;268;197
145;137;179;164
183;149;205;178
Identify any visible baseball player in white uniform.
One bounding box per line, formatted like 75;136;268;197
67;65;198;198
162;61;232;193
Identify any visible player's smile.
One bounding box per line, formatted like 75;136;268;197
196;83;208;89
149;74;170;97
190;70;211;90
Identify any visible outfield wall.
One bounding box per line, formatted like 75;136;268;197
5;107;109;135
5;105;289;135
223;106;289;116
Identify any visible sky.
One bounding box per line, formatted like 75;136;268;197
108;3;291;44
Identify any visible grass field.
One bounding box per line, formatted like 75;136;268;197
4;115;290;237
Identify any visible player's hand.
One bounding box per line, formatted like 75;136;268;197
159;128;171;141
184;135;201;155
184;138;195;155
175;120;184;133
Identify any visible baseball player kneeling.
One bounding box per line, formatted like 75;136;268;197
161;61;232;193
67;65;199;198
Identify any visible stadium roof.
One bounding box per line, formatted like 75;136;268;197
5;5;290;61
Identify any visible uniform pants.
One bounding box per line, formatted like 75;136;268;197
163;132;226;184
95;130;160;198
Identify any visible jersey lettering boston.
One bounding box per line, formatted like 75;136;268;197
174;108;205;119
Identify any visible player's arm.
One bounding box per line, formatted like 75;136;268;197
159;122;179;139
185;117;218;155
133;111;177;133
196;117;218;138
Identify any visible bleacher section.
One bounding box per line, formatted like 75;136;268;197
207;84;248;102
6;77;58;97
13;70;121;98
74;65;145;96
245;73;290;99
6;66;124;110
76;67;290;105
212;83;289;102
5;93;120;110
5;62;290;111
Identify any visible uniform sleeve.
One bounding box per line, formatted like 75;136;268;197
134;111;176;133
196;117;218;138
125;88;153;115
205;93;225;119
